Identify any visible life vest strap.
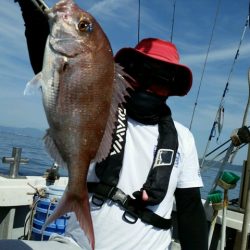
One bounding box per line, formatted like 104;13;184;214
87;182;172;230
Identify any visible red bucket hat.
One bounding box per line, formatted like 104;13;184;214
115;38;192;96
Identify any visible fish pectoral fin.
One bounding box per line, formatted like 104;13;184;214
24;72;44;95
44;129;67;168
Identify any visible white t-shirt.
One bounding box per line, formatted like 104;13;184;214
65;118;203;250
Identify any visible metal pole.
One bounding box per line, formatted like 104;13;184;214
10;147;22;178
2;147;29;178
240;144;250;250
230;69;250;164
220;189;228;250
30;0;49;14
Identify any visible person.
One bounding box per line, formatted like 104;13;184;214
0;1;208;249
63;38;209;250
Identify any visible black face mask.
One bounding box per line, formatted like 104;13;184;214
125;89;170;125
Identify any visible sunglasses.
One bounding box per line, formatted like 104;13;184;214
124;58;177;89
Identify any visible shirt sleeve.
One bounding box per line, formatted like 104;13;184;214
16;0;49;74
176;130;203;188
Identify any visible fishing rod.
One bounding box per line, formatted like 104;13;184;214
204;72;250;164
203;126;250;161
30;0;49;14
204;143;247;166
204;108;250;249
200;107;224;168
200;10;250;168
205;122;250;201
204;138;231;158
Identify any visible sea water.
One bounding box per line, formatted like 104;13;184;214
0;126;67;177
0;126;243;201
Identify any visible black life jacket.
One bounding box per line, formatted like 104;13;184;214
87;106;178;229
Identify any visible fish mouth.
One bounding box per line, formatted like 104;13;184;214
47;0;76;19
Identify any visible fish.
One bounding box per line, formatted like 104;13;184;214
24;0;129;248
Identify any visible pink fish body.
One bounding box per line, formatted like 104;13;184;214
25;0;129;248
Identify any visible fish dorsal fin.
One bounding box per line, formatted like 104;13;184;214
44;129;67;168
94;63;131;162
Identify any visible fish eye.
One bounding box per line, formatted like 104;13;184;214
78;20;93;33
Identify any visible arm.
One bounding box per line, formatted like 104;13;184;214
15;0;49;74
175;187;208;250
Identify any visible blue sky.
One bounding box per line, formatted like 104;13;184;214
0;0;249;165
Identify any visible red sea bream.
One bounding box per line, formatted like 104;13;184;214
25;0;129;248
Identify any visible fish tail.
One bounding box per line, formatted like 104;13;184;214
42;189;95;249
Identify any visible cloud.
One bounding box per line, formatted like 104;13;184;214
0;0;249;165
88;0;128;17
183;42;250;66
87;0;137;28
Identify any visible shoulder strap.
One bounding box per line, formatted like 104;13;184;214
138;111;178;205
95;106;127;186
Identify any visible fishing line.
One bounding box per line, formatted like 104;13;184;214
189;0;222;131
137;0;141;43
170;0;177;42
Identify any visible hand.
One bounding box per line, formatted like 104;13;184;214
142;190;149;201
